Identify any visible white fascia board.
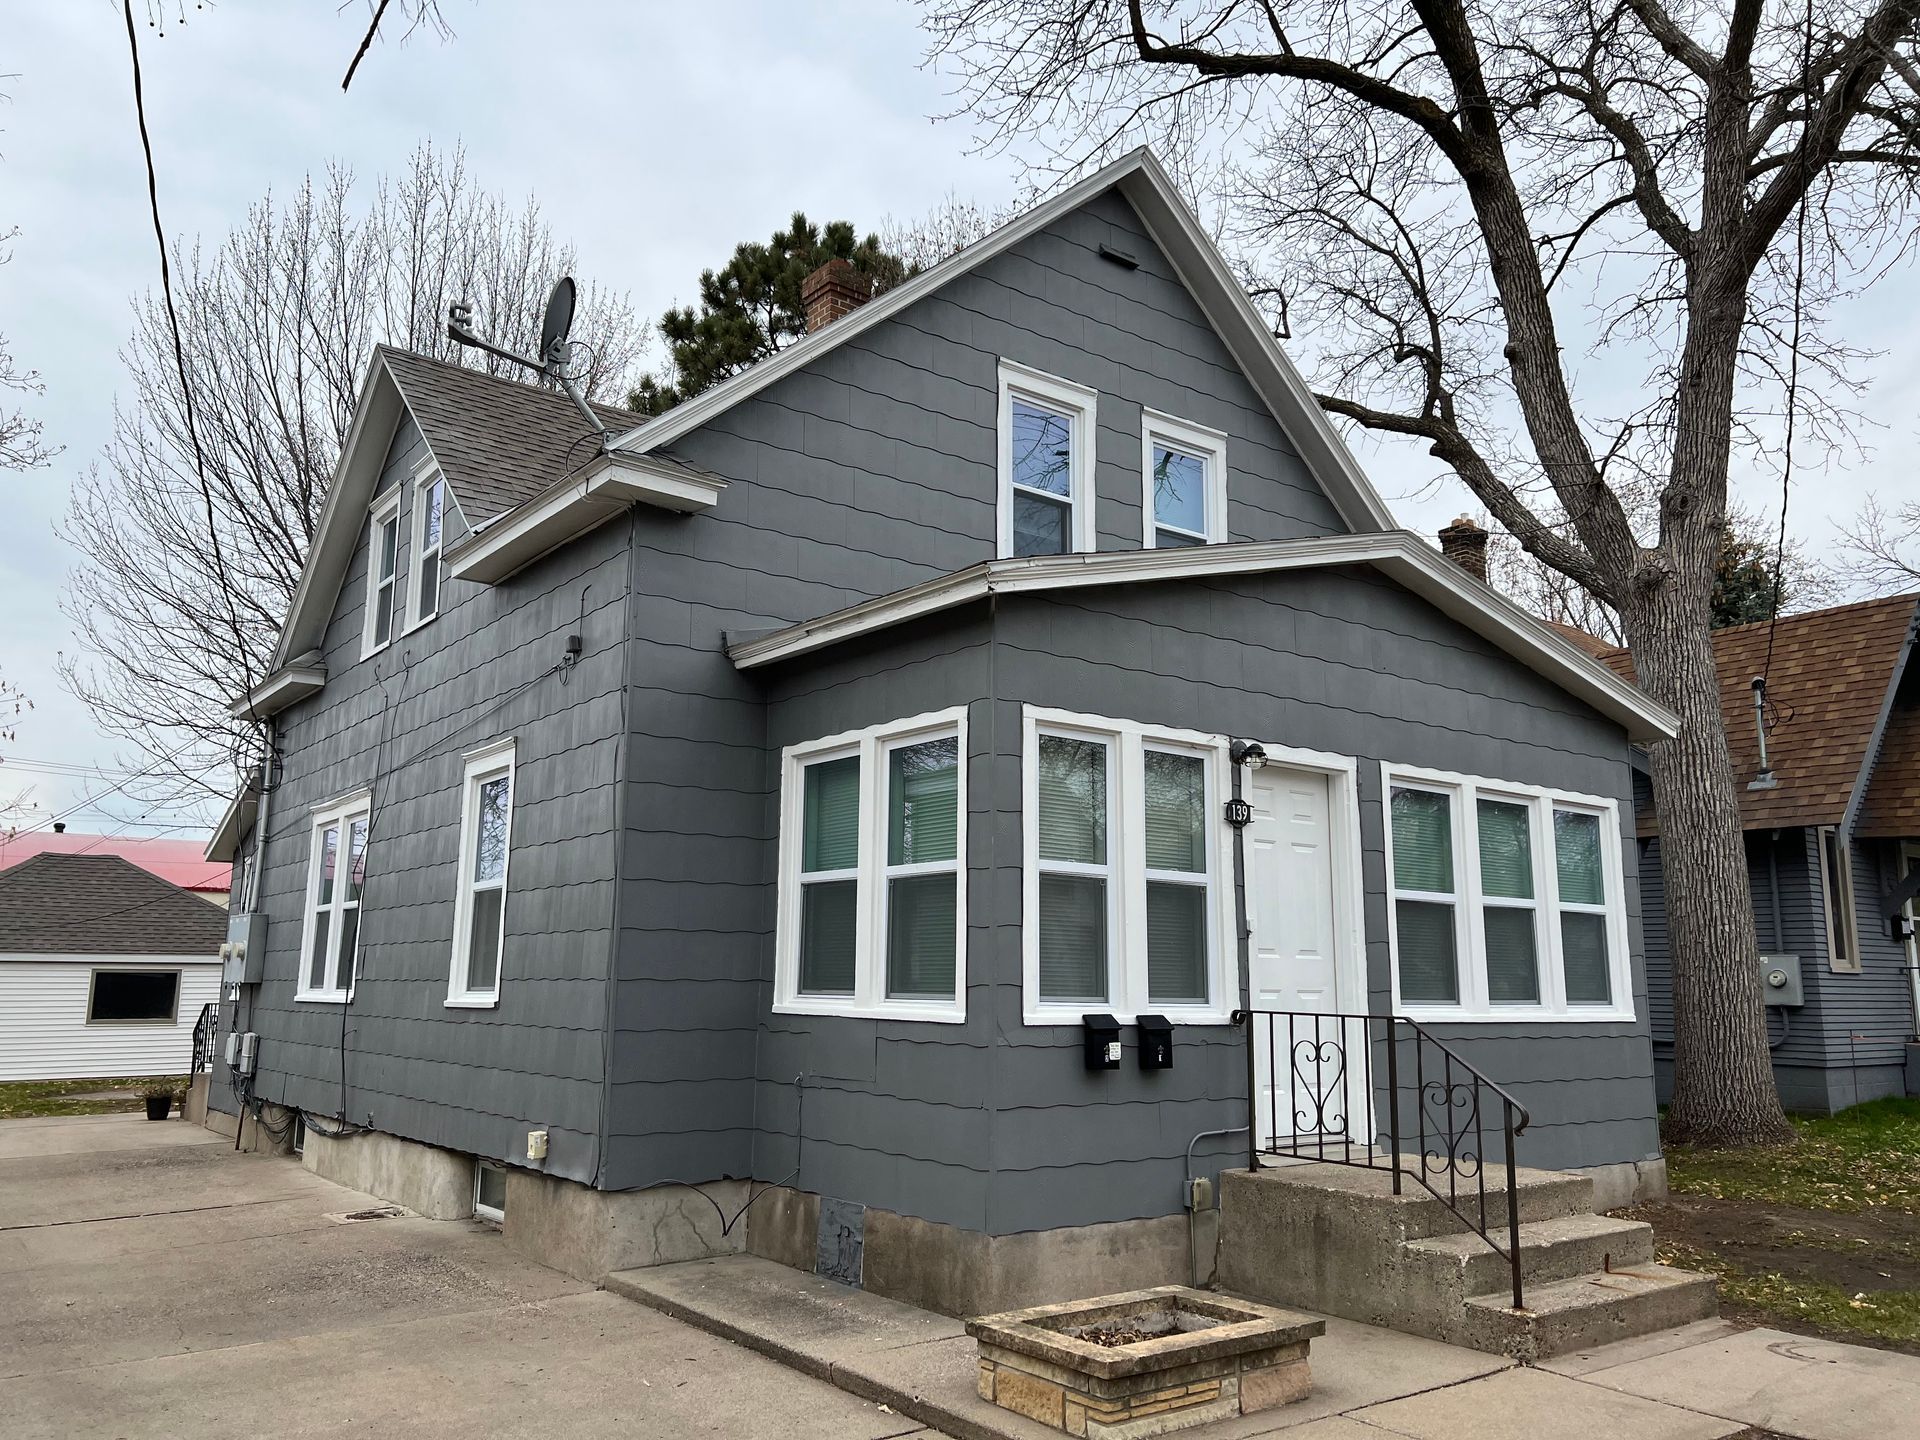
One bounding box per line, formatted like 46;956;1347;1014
444;453;724;586
205;784;260;863
230;664;326;721
729;532;1680;743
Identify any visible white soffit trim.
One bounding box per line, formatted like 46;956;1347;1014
230;663;326;721
606;149;1397;536
727;532;1680;743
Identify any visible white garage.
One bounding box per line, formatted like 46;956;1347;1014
0;852;225;1081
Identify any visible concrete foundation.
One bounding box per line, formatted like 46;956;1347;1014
1573;1156;1667;1211
743;1186;1193;1318
503;1169;747;1282
182;1073;210;1126
302;1126;473;1219
201;1099;299;1156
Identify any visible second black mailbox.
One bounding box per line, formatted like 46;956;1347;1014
1137;1014;1174;1070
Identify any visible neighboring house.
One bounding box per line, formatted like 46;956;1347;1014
1;827;232;906
1576;595;1920;1113
0;852;226;1081
205;150;1678;1311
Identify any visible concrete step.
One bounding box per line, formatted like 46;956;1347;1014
1230;1159;1594;1242
1457;1263;1720;1363
1402;1213;1657;1299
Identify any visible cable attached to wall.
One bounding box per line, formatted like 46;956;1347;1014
629;1074;809;1238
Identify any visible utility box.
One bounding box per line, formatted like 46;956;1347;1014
221;911;267;986
1759;952;1803;1008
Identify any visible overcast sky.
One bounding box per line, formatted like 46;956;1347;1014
3;2;1914;842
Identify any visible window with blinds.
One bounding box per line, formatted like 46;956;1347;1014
1385;765;1632;1021
776;709;968;1022
1024;710;1227;1024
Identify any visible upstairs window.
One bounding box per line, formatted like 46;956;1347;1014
412;469;445;628
1384;764;1633;1021
776;709;968;1022
1817;826;1861;974
363;491;404;656
998;361;1096;559
448;741;515;1006
1141;410;1227;548
298;794;370;1003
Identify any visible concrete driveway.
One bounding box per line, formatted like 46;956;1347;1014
0;1113;936;1440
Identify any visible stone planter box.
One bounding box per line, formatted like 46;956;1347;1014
967;1285;1325;1438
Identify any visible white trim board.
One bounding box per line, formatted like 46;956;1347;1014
726;531;1681;744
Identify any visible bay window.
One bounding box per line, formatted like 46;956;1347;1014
1384;763;1632;1021
776;709;968;1022
298;792;370;1003
1024;709;1230;1024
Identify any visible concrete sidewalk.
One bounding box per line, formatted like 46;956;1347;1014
608;1254;1920;1440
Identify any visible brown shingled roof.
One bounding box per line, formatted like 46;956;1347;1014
377;346;649;526
0;852;227;956
1543;620;1624;661
1857;680;1920;838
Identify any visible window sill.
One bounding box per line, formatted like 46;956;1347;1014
403;610;439;638
444;995;500;1010
1395;1005;1637;1026
295;993;351;1006
359;638;392;665
772;998;966;1025
1023;1005;1236;1029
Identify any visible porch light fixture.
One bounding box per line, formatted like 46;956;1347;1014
1229;740;1268;769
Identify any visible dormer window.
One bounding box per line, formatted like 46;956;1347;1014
998;361;1096;559
363;489;404;657
412;468;445;628
1141;410;1227;548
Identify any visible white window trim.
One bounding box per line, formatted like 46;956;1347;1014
774;707;969;1024
1022;706;1237;1027
1382;762;1635;1023
447;739;516;1008
473;1160;506;1224
84;967;183;1026
296;790;372;1005
1817;826;1861;974
361;489;404;660
1140;408;1227;547
997;359;1098;560
407;463;446;633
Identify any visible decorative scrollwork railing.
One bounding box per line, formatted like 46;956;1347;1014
1233;1008;1533;1310
190;1002;219;1075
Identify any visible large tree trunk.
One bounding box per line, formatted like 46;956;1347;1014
1624;584;1795;1147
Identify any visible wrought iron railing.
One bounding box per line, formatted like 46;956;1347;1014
191;1002;220;1075
1232;1007;1533;1310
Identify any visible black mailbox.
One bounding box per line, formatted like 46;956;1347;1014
1137;1014;1174;1070
1082;1013;1122;1071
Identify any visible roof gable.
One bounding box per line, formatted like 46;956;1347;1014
0;852;227;956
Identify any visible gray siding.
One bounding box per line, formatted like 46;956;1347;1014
725;568;1656;1237
218;414;624;1184
599;187;1359;1192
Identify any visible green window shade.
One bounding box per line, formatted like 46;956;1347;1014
1484;907;1540;1004
1396;899;1459;1004
1038;735;1106;864
1038;873;1107;1002
1147;882;1207;1002
1144;750;1205;872
800;880;858;994
887;874;957;999
1392;788;1454;893
1554;811;1605;905
1561;913;1612;1004
890;738;959;865
1477;798;1533;899
802;757;860;873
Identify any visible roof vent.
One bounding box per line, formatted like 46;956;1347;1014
1747;675;1780;790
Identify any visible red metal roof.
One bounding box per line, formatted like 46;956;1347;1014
0;831;230;895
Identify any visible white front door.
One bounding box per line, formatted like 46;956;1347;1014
1246;763;1356;1145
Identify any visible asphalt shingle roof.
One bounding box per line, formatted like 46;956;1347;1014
0;852;228;956
376;346;651;526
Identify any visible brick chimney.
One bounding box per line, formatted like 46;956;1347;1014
800;258;871;334
1438;515;1490;584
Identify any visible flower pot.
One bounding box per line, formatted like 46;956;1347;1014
144;1094;173;1121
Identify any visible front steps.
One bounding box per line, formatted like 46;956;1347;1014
1216;1159;1716;1362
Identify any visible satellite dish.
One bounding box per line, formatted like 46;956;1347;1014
540;276;577;366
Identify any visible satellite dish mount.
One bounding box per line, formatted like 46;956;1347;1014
448;276;608;448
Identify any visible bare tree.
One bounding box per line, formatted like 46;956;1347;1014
0;228;55;473
60;141;647;817
1836;491;1920;591
878;194;1017;271
924;0;1920;1145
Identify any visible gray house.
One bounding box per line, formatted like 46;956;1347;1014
206;151;1680;1315
1571;596;1920;1114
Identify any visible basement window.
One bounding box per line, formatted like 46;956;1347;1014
86;969;181;1024
474;1160;507;1223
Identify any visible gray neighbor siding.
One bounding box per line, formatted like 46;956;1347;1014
730;569;1656;1237
1644;818;1915;1113
215;413;626;1186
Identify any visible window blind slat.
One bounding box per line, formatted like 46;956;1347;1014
1484;907;1540;1004
1146;882;1207;1002
803;757;860;873
887;874;957;998
890;738;959;865
1144;750;1205;873
1395;899;1459;1003
1554;810;1604;905
1038;735;1106;864
1477;798;1533;899
800;880;858;994
1391;789;1454;892
1561;912;1612;1004
1038;873;1107;1002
